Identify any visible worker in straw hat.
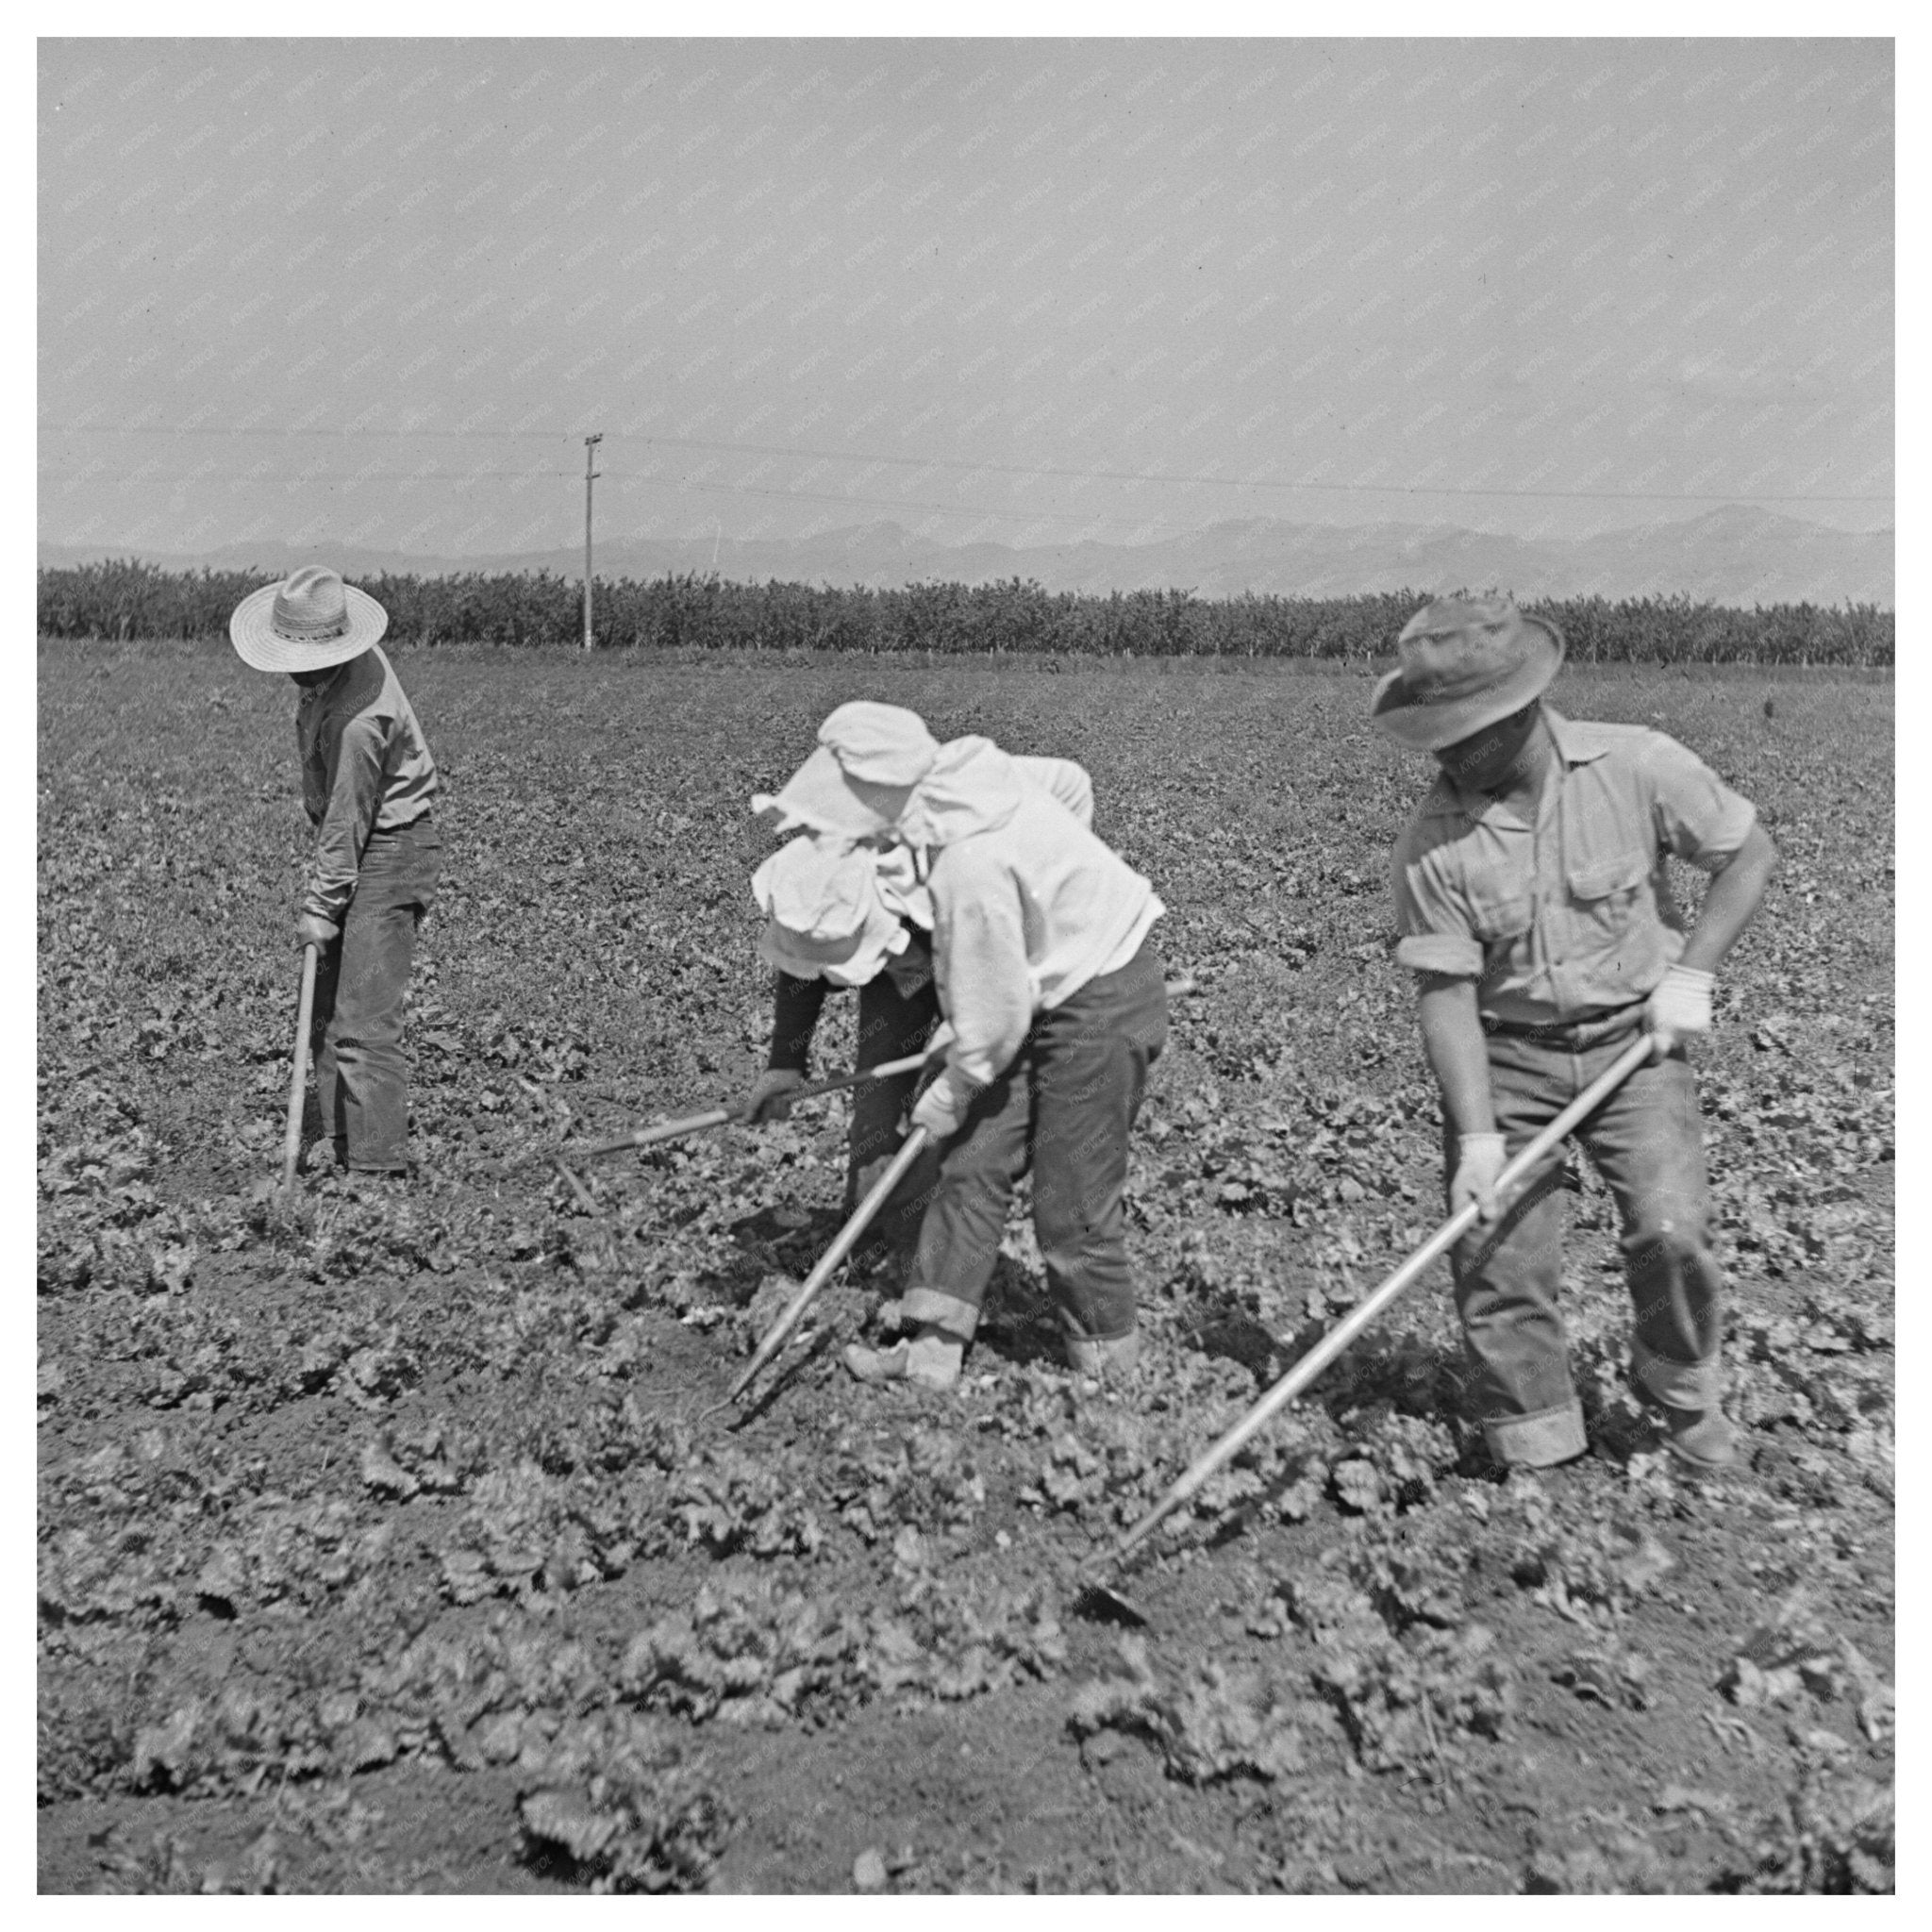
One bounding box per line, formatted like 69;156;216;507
755;702;1166;1392
1373;594;1777;1473
229;566;442;1178
743;750;1099;1271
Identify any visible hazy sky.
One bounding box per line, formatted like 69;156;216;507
39;36;1893;558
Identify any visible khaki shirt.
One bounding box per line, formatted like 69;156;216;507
296;644;439;924
1391;709;1757;1024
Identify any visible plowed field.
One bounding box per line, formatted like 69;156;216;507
38;641;1893;1893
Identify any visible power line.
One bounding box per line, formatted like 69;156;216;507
628;432;1896;509
675;477;1235;535
38;462;1896;533
39;468;576;481
39;423;579;441
37;420;1893;508
36;465;1224;533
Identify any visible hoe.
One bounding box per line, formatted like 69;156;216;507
721;974;1200;1411
1074;1032;1655;1627
480;1048;935;1181
280;942;320;1192
485;978;1195;1183
721;1124;935;1411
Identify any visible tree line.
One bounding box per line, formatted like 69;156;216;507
37;558;1894;666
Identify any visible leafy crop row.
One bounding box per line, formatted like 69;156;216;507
38;645;1892;1892
37;559;1893;664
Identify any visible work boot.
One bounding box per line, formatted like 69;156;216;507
1631;1376;1740;1473
1654;1404;1741;1473
842;1328;962;1391
1065;1328;1141;1375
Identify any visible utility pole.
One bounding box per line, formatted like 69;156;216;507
582;432;603;652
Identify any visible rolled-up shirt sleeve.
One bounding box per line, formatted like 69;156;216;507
1645;732;1757;869
930;844;1034;1102
1391;837;1484;978
302;715;389;926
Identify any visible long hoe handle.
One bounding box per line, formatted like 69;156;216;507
725;1124;934;1407
1092;1032;1655;1581
281;944;320;1191
553;1049;935;1170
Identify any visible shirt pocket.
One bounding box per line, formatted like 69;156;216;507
1465;884;1532;941
1566;849;1651;934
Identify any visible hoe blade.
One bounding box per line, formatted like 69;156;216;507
1071;1572;1153;1629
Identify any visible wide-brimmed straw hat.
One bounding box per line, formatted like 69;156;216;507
752;836;912;988
751;702;941;839
228;564;388;674
1369;595;1565;752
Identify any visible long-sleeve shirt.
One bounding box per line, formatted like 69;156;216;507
909;739;1162;1107
761;755;1094;1073
296;644;439;925
1391;708;1757;1024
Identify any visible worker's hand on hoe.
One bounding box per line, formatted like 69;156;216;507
738;1067;807;1124
1644;964;1714;1063
910;1070;973;1142
295;912;339;952
1451;1130;1508;1225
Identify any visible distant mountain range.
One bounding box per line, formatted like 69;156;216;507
38;505;1892;607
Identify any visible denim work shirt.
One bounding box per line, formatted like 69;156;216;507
297;644;440;925
1390;709;1757;1024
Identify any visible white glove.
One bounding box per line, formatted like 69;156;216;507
911;1070;974;1141
1451;1131;1507;1224
295;912;339;951
1646;964;1715;1061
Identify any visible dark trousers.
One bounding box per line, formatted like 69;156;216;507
847;970;942;1257
1449;1004;1726;1465
308;817;442;1171
901;943;1167;1346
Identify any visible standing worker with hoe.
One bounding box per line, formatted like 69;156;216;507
229;566;442;1181
1374;596;1777;1473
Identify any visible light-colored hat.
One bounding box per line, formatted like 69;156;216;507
752;702;941;839
752;836;912;988
871;842;934;930
228;564;389;674
1369;595;1565;752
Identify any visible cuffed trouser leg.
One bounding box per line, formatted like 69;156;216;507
1449;1032;1587;1466
846;973;941;1259
1030;946;1167;1344
1578;1048;1726;1411
312;820;441;1172
1448;1012;1726;1464
898;1062;1033;1348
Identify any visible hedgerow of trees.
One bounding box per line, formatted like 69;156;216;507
37;559;1894;666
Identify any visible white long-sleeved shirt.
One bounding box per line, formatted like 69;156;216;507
907;739;1161;1104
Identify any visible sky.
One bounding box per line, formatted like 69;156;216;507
38;36;1895;560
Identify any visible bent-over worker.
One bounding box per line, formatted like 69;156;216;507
756;702;1167;1393
741;750;1097;1266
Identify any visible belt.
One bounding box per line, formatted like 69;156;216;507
367;808;436;840
1481;1000;1644;1045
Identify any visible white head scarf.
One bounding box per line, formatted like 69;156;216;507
751;702;941;839
751;835;919;988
